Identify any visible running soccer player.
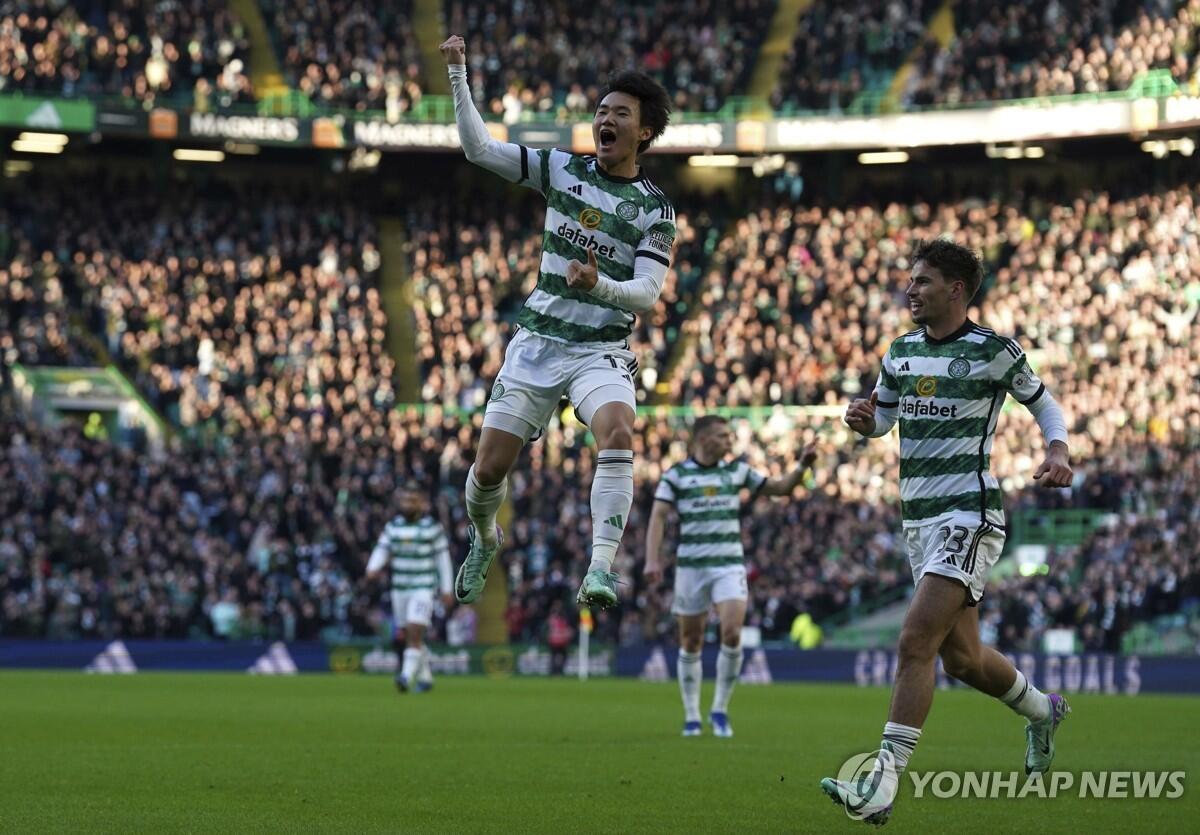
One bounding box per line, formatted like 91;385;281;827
366;483;454;693
438;34;676;610
820;240;1074;825
645;416;817;738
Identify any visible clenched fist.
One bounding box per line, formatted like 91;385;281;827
844;391;878;436
566;248;599;292
439;35;466;65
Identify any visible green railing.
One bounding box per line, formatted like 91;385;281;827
397;402;847;424
774;69;1182;119
76;68;1186;126
1008;509;1105;548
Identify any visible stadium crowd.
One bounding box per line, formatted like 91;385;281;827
771;0;934;113
904;0;1200;107
446;0;773;119
0;0;253;108
2;171;1197;652
261;0;425;115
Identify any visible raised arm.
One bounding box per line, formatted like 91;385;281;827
440;35;544;191
758;442;819;496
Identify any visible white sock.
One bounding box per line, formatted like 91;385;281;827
712;644;743;714
1001;669;1051;722
417;645;433;684
589;450;634;572
401;647;421;682
881;721;922;774
465;465;506;548
677;650;702;723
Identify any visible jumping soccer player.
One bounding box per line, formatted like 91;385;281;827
645;416;817;738
366;483;454;693
820;239;1074;825
438;34;676;610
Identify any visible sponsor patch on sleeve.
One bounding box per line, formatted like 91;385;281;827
647;230;674;255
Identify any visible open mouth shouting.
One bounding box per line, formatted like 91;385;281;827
598;126;617;152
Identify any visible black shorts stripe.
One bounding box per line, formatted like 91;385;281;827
962;522;992;575
635;248;670;267
519;145;529;184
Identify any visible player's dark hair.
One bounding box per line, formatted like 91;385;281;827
912;238;984;302
692;415;728;436
600;71;671;155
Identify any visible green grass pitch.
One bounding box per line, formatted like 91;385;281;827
0;671;1195;833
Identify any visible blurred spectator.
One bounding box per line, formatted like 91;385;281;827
905;0;1200;107
447;0;773;117
261;0;424;114
0;0;254;107
772;0;932;112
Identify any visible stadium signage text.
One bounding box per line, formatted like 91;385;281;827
189;113;300;143
653;122;727;150
855;649;1143;695
1162;96;1200;127
353;120;461;149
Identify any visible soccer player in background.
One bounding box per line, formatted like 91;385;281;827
438;34;677;610
366;482;454;693
645;416;817;737
821;240;1074;825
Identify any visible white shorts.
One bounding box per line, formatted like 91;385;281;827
672;565;748;616
482;329;638;443
391;590;434;628
904;517;1005;605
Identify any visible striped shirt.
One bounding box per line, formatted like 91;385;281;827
366;516;453;594
654;458;767;567
513;148;676;344
873;321;1048;529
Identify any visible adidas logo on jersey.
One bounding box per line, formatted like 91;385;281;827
899;361;911;372
568;184;583;196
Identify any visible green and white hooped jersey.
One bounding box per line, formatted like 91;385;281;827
873;321;1048;529
368;516;451;593
513;147;676;344
654;457;767;567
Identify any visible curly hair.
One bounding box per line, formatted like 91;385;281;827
912;238;984;301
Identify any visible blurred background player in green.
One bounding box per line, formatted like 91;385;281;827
646;416;817;737
367;482;454;693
